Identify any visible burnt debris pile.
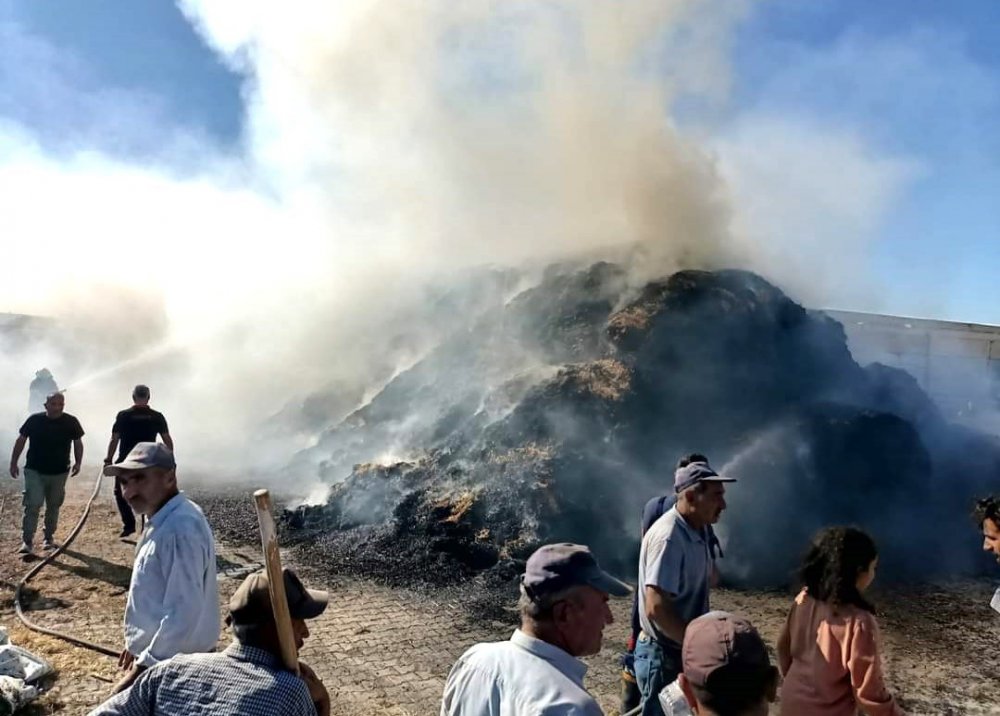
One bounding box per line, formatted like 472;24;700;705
284;264;1000;587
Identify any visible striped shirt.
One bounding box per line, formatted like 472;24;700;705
87;642;317;716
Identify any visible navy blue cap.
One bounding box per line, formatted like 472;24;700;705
521;543;631;600
674;461;736;493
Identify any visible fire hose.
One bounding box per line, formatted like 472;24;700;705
13;465;118;657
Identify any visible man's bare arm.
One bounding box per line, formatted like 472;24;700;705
644;585;687;644
160;432;174;451
72;439;84;476
106;433;120;463
9;435;26;478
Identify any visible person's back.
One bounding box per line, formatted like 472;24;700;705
780;592;898;716
443;635;602;716
88;644;316;715
114;405;169;459
778;527;904;716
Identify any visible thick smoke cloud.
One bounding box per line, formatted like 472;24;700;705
0;1;922;483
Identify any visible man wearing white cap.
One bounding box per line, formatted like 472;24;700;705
106;442;220;694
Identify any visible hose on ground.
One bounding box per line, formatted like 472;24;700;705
14;466;119;657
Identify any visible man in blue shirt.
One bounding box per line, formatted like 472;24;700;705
106;443;220;693
634;458;735;716
621;454;722;711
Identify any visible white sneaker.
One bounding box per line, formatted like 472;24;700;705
17;542;33;555
42;540;59;551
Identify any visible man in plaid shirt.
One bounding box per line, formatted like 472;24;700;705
88;568;331;716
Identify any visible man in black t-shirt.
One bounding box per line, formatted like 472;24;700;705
9;392;84;554
104;385;173;537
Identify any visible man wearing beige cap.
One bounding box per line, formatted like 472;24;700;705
106;442;219;693
441;543;631;715
88;567;330;716
676;612;777;716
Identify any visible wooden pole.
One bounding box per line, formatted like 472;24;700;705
253;488;299;675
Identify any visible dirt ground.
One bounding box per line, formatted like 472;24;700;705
2;473;999;715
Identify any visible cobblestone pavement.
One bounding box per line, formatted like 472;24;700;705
0;476;637;715
4;476;1000;715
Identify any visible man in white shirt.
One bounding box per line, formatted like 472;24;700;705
441;543;631;716
106;442;220;693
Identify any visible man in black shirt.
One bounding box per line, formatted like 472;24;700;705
9;392;84;554
104;385;173;537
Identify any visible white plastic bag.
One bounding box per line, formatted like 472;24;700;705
0;675;40;715
0;646;52;683
658;680;694;716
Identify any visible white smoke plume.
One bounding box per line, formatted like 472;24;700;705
0;0;917;480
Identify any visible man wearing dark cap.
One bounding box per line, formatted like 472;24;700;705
635;461;736;716
88;567;330;716
104;385;173;537
441;543;631;716
676;612;777;716
106;442;219;693
622;454;723;711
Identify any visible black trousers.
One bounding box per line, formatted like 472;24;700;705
114;476;136;533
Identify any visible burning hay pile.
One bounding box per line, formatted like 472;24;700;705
282;263;1000;587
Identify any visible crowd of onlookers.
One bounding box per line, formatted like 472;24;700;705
443;455;1000;716
12;386;1000;715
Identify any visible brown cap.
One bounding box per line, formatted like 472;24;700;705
682;611;771;688
228;568;329;626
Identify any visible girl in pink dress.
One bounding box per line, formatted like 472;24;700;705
778;527;906;716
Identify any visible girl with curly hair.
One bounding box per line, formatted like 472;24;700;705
777;527;906;716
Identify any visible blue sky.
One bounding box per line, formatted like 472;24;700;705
728;0;1000;323
1;0;997;324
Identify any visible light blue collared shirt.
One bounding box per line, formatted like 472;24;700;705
124;492;220;667
637;505;712;648
440;629;603;716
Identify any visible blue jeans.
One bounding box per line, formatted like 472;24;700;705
634;633;682;716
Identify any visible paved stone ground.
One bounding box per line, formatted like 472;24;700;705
0;475;638;715
4;475;1000;715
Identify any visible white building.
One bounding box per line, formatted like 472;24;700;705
825;309;1000;435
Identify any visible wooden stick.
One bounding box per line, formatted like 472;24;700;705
253;488;299;675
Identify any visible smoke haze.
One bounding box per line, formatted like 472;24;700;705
0;1;927;481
